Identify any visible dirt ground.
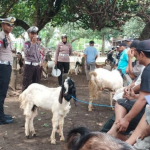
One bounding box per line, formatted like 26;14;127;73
0;74;113;150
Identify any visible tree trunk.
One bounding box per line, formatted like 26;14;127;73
139;22;150;40
101;34;105;56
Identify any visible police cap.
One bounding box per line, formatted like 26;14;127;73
0;17;16;26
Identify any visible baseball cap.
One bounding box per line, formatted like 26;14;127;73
136;39;150;52
27;26;38;33
119;42;127;47
89;41;94;44
130;40;140;49
0;17;16;26
126;38;133;42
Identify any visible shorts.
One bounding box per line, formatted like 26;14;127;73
118;99;146;135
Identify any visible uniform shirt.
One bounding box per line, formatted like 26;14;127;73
140;63;150;92
0;30;13;64
22;41;41;63
117;49;128;74
84;46;98;63
55;42;72;62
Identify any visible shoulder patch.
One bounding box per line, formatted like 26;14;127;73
0;41;3;47
25;43;29;48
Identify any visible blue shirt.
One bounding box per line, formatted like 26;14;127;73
117;49;128;74
84;46;98;63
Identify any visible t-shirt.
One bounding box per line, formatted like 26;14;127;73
84;46;98;63
140;63;150;92
117;49;128;74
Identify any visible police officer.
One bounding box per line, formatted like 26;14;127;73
55;34;72;86
22;26;41;91
0;17;16;125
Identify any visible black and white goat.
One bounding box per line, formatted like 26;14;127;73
19;77;76;144
67;127;135;150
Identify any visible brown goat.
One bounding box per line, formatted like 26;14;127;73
67;127;135;150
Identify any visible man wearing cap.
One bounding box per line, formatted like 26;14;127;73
117;42;129;75
126;40;144;80
55;34;72;86
126;38;133;47
0;17;16;125
84;41;98;81
104;40;150;143
22;26;41;91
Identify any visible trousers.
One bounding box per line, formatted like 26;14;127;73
57;62;69;86
22;64;41;91
0;64;11;118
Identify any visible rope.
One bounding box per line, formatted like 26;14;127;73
71;96;115;108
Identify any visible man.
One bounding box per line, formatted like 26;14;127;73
84;41;98;81
117;42;128;75
17;52;24;74
125;40;144;80
105;40;150;141
126;38;133;47
22;26;41;91
0;17;16;125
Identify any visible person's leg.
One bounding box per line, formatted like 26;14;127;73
107;101;127;139
126;114;147;145
57;62;63;86
62;62;69;84
33;65;41;83
90;63;95;72
85;63;90;81
22;65;34;91
0;64;13;124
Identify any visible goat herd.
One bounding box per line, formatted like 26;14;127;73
17;58;136;150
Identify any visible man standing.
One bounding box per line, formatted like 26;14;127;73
22;26;41;91
84;41;98;81
117;42;128;75
0;17;16;125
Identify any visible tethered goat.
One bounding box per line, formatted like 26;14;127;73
19;77;76;144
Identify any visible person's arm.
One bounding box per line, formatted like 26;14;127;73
127;49;135;79
95;49;98;60
118;91;149;132
55;44;59;66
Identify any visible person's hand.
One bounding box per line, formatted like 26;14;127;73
115;117;129;132
32;36;37;44
139;125;150;140
55;61;57;66
128;49;134;59
126;88;135;100
123;86;130;98
125;67;129;73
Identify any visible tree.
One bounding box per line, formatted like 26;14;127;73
0;0;63;33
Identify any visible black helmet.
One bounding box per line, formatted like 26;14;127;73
61;34;67;39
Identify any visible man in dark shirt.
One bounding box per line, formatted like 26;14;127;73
101;40;150;142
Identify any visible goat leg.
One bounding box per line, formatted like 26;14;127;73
59;116;65;141
88;95;94;111
50;114;59;144
110;92;114;111
25;116;30;139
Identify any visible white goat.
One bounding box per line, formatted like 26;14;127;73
19;77;76;144
88;68;123;111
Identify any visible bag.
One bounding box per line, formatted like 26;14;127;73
51;66;61;77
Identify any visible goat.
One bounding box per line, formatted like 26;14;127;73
42;60;55;78
19;77;77;144
67;127;135;150
88;68;123;111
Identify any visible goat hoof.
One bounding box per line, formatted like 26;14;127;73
51;139;56;144
32;134;36;137
26;135;30;139
88;108;92;111
60;136;65;141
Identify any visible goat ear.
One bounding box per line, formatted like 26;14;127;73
59;87;63;104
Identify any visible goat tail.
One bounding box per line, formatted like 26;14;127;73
89;72;98;100
67;127;92;150
19;91;36;117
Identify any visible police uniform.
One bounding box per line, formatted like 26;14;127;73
0;17;16;124
22;26;41;91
